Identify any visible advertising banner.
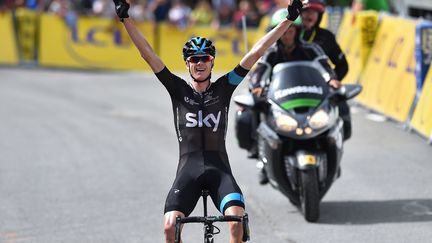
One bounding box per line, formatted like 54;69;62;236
359;16;417;122
15;8;38;62
39;14;153;70
0;12;19;65
337;11;378;84
415;21;432;93
357;15;396;105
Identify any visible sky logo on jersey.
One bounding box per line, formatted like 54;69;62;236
186;110;221;132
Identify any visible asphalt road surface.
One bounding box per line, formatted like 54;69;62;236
1;67;432;243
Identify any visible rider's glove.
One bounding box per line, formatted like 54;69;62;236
286;0;303;21
113;0;130;22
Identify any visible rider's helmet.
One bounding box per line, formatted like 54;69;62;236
270;9;301;44
301;0;326;27
182;37;216;61
302;0;326;13
270;8;302;28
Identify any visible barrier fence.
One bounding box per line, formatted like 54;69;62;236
0;12;19;65
1;9;432;143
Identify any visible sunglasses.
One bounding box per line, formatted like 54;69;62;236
187;55;214;63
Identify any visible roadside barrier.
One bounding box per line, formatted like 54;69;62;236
337;10;379;84
410;68;432;142
15;8;38;63
38;13;256;71
356;15;417;123
0;11;19;65
415;21;432;93
39;14;153;70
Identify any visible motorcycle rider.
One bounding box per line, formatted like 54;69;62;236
299;0;352;141
246;8;339;184
111;0;304;242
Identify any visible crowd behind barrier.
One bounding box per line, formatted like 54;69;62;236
1;3;432;144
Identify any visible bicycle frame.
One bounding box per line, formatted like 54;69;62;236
174;190;250;243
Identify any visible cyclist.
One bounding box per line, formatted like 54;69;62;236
111;0;304;242
246;9;338;184
299;0;352;140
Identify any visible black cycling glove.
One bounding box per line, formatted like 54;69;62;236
113;0;130;21
286;0;303;21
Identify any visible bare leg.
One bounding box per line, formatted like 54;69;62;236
224;206;245;243
164;210;185;243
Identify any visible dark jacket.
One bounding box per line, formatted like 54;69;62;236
301;27;349;80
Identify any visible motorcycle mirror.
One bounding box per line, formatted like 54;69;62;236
341;84;363;100
328;84;362;103
234;94;255;109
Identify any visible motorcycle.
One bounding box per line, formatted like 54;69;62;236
234;61;362;222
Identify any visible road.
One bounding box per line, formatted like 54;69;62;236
1;68;432;243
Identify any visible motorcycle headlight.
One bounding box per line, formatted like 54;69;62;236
309;109;330;129
275;111;298;132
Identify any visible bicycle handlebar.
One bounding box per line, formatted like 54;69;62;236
178;215;243;224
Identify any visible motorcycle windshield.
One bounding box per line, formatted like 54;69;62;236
267;62;330;110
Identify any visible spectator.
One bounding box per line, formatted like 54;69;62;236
189;0;213;26
326;0;352;7
92;0;115;18
168;0;191;29
232;0;261;29
352;0;390;12
211;0;235;28
48;0;71;16
213;4;233;28
256;0;272;17
129;0;152;21
148;0;170;22
76;0;94;15
269;0;289;14
212;0;235;11
0;0;14;11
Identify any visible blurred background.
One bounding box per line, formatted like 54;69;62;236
1;0;432;139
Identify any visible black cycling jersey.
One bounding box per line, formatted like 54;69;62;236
301;27;349;80
155;65;249;216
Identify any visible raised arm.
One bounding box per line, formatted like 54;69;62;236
113;0;165;73
239;0;304;70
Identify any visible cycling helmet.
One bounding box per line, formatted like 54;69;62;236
270;8;302;29
302;0;326;13
182;37;216;61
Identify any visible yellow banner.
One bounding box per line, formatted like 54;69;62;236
361;17;416;122
410;68;432;138
337;11;378;84
320;12;329;29
0;11;19;65
39;14;153;70
158;23;258;72
15;8;38;62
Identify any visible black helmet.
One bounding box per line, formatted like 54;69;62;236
302;0;326;13
182;37;216;61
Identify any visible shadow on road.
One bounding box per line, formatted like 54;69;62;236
318;199;432;225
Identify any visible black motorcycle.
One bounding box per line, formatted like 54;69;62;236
234;61;362;222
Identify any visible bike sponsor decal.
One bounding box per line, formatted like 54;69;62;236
280;98;321;110
274;86;324;100
185;110;221;132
